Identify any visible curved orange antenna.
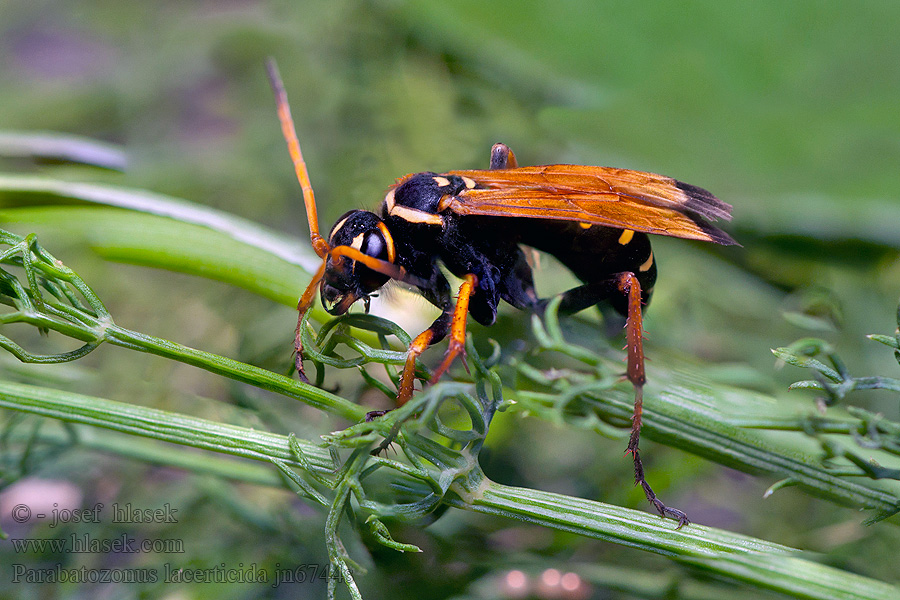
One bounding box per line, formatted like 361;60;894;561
329;245;408;282
266;59;330;259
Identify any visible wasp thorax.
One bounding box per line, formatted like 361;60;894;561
320;210;395;315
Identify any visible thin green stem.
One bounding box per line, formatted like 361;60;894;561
0;380;336;474
452;480;899;600
103;324;365;421
4;378;896;600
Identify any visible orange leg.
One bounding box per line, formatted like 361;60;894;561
430;274;477;384
617;272;690;528
366;274;478;426
617;272;646;452
395;328;437;408
294;260;327;381
396;274;477;407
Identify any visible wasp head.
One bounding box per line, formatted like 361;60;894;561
320;210;394;315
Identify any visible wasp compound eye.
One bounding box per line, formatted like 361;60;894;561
361;229;387;260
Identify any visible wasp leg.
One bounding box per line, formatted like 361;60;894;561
294;260;327;381
490;143;518;169
368;273;477;420
549;273;690;527
365;271;452;425
430;274;478;383
366;275;478;458
365;313;448;420
365;306;452;454
617;272;690;528
395;314;449;409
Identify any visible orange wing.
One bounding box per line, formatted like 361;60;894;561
444;165;736;245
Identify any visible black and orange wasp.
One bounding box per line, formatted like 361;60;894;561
267;61;736;527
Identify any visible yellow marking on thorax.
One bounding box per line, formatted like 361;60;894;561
618;229;635;245
432;176;451;187
639;251;654;272
389;204;443;226
461;176;477;189
579;222;592;230
383;188;396;213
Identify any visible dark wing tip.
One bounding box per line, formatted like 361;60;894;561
675;180;733;221
689;214;740;246
675;180;738;245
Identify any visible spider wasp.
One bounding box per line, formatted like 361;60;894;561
267;61;736;527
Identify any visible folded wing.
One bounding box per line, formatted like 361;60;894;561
445;165;736;245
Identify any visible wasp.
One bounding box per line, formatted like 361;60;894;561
267;61;736;527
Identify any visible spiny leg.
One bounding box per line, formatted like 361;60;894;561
396;313;450;409
429;274;478;384
617;272;690;528
366;309;451;451
294;261;327;381
367;275;478;454
369;273;477;415
547;272;689;527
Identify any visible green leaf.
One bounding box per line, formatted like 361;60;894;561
0;206;305;307
0;173;320;272
0;131;128;171
772;347;842;382
868;333;900;349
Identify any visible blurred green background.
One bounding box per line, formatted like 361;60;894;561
1;0;899;598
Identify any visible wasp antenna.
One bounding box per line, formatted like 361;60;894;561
266;58;330;259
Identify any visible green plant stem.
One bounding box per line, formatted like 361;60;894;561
0;174;319;272
3;421;285;487
3;379;896;600
0;132;128;170
102;323;366;422
0;380;337;475
453;478;899;600
516;381;900;518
